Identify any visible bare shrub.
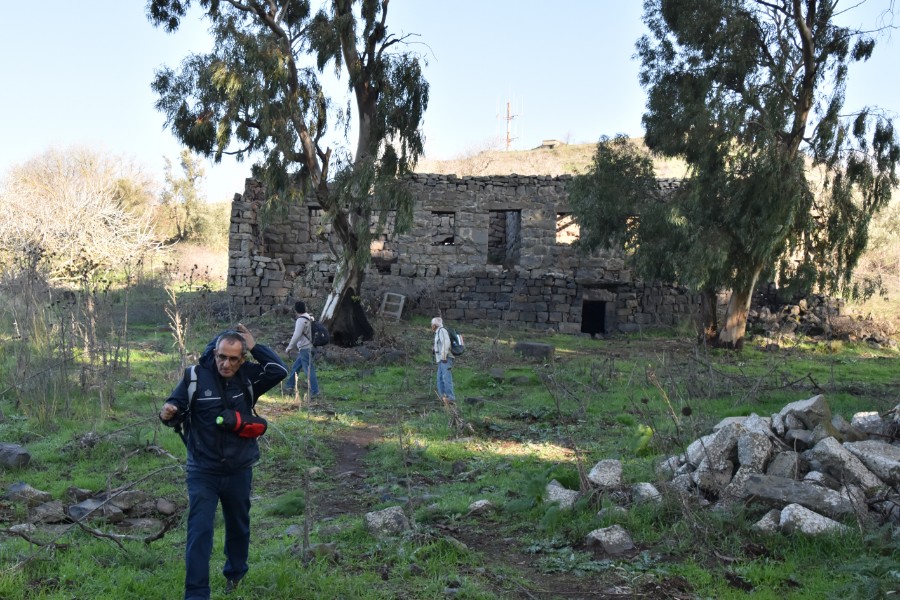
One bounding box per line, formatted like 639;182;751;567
168;243;228;289
0;147;161;283
0;148;161;426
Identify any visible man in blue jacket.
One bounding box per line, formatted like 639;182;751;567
160;324;287;599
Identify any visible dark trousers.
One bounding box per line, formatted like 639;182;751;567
184;468;252;600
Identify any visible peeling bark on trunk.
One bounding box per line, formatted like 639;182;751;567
715;268;762;350
320;266;373;347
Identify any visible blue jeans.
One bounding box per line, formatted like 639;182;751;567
184;469;252;600
436;358;455;400
285;348;319;394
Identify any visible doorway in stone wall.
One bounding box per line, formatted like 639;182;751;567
581;300;612;336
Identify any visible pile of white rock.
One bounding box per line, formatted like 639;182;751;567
656;395;899;534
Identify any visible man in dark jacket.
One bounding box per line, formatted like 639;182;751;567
160;324;287;600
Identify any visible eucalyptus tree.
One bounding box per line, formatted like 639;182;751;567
147;0;428;344
567;136;727;340
571;0;899;348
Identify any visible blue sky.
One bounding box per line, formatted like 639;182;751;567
1;1;897;202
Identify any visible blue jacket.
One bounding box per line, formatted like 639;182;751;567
164;340;287;474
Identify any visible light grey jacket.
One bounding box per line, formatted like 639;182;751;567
286;314;314;352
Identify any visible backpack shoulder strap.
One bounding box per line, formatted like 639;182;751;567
173;366;198;442
299;315;312;341
186;365;198;410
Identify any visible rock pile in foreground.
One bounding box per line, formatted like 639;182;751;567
657;394;899;534
537;395;899;554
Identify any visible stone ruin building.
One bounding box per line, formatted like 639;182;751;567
225;174;698;335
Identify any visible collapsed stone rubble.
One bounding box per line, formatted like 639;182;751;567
2;481;177;539
748;290;896;347
535;395;899;555
656;394;900;534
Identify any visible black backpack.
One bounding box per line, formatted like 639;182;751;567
306;318;331;347
445;327;465;356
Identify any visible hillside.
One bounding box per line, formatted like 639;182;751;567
415;139;689;179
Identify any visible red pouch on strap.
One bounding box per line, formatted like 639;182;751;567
216;409;268;439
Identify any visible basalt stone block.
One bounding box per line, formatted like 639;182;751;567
0;444;31;469
364;506;410;536
743;474;856;519
6;482;52;506
513;342;554;360
779;503;849;535
803;437;884;492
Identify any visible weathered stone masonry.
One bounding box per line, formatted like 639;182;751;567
226;174;698;334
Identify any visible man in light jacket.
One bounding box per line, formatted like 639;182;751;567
284;301;320;398
431;316;455;401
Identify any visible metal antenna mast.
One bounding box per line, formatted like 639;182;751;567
503;101;518;151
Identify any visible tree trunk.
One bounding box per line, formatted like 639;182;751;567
715;267;762;350
697;286;719;346
320;264;374;347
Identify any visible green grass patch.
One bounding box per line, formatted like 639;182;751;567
1;283;899;598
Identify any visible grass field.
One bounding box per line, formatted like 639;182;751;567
1;285;899;599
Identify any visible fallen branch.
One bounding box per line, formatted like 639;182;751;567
0;527;70;551
75;515;179;548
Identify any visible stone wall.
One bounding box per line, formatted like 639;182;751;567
225;174;699;333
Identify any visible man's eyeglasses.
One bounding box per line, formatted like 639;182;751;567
215;353;244;364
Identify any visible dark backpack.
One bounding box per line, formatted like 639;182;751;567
445;327;465;356
307;318;331;347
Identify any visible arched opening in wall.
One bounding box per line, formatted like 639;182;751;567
581;300;611;336
488;210;521;266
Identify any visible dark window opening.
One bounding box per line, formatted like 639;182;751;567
308;206;329;241
431;211;455;245
488;210;521;265
581;300;614;335
371;256;396;274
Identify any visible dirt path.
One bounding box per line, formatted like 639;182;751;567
315;423;383;519
307;423;695;600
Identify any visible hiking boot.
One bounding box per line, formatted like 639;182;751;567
225;578;240;594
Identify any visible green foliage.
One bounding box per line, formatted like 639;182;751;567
265;490;306;516
159;150;211;244
572;2;900;346
630;423;655;457
523;536;613;575
832;554;900;600
148;0;430;333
